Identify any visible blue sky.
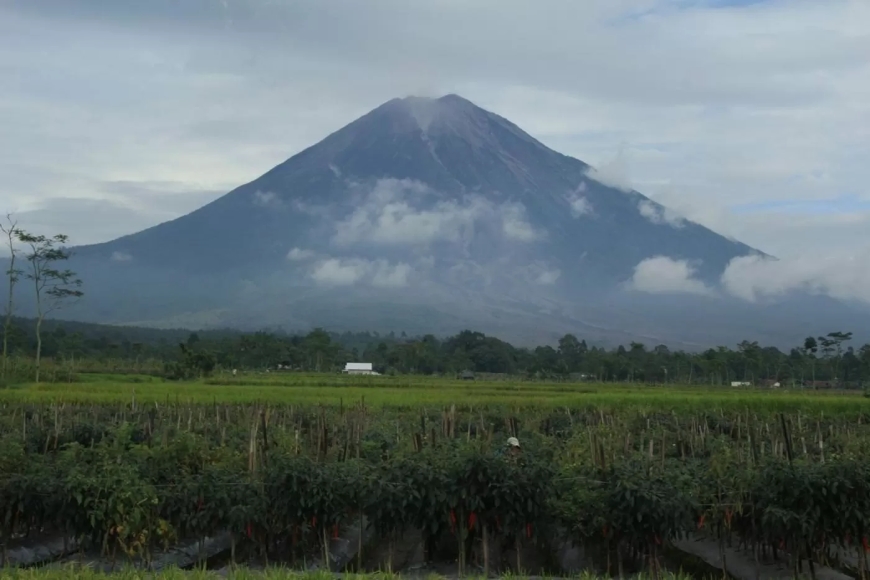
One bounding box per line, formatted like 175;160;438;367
1;0;868;302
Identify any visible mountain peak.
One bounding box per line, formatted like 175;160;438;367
375;93;494;136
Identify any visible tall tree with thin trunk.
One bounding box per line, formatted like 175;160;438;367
18;232;83;382
1;214;23;382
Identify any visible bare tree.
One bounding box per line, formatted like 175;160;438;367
18;232;83;382
1;214;23;382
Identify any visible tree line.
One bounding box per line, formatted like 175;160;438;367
2;317;868;387
2;216;868;387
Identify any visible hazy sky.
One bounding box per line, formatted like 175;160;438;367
2;0;868;268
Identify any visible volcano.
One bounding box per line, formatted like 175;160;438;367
10;95;868;348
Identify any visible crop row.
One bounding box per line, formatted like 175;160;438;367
3;424;870;575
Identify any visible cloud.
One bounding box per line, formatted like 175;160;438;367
638;200;685;228
110;251;132;262
566;183;593;217
721;251;870;304
253;190;281;208
309;258;370;286
500;204;541;242
583;147;633;192
309;256;413;287
628;256;713;295
371;261;412;288
535;269;561;285
333;179;481;245
286;247;316;261
333;178;541;246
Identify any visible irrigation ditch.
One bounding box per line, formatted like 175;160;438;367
5;523;866;579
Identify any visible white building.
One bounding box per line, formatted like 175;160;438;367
343;362;379;375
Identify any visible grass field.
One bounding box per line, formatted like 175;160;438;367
1;372;868;413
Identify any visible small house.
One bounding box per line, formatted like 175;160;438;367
343;362;379;375
460;370;475;381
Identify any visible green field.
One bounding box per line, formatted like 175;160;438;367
2;372;868;413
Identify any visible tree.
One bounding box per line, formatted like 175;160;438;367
803;337;818;385
18;232;83;382
823;331;852;380
737;340;760;382
557;334;584;373
0;215;22;383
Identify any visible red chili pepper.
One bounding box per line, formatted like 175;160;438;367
602;525;609;538
697;515;706;530
725;509;733;526
526;523;532;538
333;524;339;539
246;523;252;539
468;512;478;531
863;537;869;553
449;510;456;533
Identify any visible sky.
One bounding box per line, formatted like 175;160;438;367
1;0;869;293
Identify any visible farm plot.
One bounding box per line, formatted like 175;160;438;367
3;373;870;413
2;386;870;578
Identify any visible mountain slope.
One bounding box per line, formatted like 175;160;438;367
5;94;863;348
74;95;756;283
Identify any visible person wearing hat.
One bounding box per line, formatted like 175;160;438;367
505;436;522;462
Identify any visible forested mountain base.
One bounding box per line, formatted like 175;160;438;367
1;317;868;387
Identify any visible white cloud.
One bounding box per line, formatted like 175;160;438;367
536;269;561;285
309;256;413;288
310;258;370;286
500;204;541;242
721;250;870;304
333;179;483;246
566;182;593;217
253;190;281;208
628;256;713;295
110;251;132;262
286;247;316;261
583;147;633;192
638;200;685;228
371;260;412;288
333;178;541;246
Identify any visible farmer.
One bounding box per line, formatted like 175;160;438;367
504;436;522;461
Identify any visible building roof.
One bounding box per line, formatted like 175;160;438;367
344;362;373;371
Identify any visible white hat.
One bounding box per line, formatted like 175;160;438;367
507;437;520;448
